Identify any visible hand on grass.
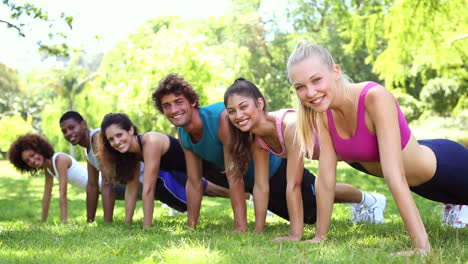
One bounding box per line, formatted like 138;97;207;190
234;226;247;233
391;247;430;257
273;235;301;242
303;235;325;243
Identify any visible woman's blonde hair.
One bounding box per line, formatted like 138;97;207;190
287;42;352;156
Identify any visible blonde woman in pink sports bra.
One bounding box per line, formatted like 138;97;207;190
284;42;468;256
224;78;387;242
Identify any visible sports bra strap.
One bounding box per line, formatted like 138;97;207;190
137;134;144;151
357;82;379;130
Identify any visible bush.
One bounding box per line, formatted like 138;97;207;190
0;114;34;158
420;78;461;116
391;88;424;123
452;94;468;118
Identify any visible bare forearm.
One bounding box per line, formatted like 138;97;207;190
253;186;268;233
86;183;99;222
230;180;247;232
386;177;428;249
286;183;304;239
59;195;68;222
101;182;115;222
314;178;335;239
142;192;155;227
124;191;137;224
187;181;203;229
42;198;50;222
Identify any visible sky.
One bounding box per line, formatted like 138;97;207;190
0;0;288;73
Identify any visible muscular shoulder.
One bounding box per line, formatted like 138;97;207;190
142;132;169;150
55;153;72;169
362;83;394;107
91;131;101;152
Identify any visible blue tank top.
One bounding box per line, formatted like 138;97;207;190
178;102;282;188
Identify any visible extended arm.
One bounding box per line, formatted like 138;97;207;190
252;143;270;233
56;154;72;223
223;143;248;232
310;116;337;242
219;114;247;232
141;135;163;227
41;170;54;222
280;122;305;240
124;167;140;224
183;146;204;229
368;86;429;254
86;163;99;222
100;173;115;222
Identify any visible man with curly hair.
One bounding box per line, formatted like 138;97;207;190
152;73;283;232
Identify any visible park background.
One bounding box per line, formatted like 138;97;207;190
0;0;467;263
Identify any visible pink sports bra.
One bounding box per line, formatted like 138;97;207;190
326;82;411;162
256;109;320;160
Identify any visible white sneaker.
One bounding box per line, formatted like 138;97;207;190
248;195;274;216
350;193;386;224
248;194;254;206
161;203;180;216
442;204;468;228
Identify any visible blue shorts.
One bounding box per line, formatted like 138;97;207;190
114;170;208;212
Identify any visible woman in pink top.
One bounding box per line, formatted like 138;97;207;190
224;78;387;241
287;42;468;255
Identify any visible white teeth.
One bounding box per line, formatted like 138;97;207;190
313;96;323;104
173;113;183;119
238;120;248;126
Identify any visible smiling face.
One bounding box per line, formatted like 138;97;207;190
21;149;44;169
290;56;340;112
160;93;196;128
60;118;87;145
105;124;135;154
226;93;264;132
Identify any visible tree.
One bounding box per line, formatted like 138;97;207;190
287;0;383;84
92;16;253;135
0;62;49;131
50;65;97;111
1;0;73;57
0;114;33;158
345;0;467;94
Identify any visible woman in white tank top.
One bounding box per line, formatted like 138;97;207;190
8;133;92;223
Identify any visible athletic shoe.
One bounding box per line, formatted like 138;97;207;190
247;194;274;216
442;204;468;228
161;203;180;216
351;193;386;224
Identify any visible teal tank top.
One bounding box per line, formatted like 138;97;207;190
178;102;282;188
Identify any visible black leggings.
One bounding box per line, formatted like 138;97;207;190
351;139;468;204
266;159;318;224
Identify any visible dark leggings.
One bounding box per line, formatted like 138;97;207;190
113;170;209;212
351;139;468;204
410;139;468;204
267;159;318;224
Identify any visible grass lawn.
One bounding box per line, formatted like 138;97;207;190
0;160;467;263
